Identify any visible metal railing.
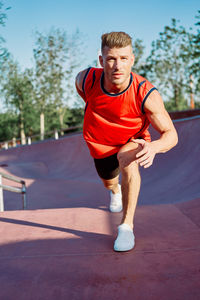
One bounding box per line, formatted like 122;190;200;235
0;172;26;212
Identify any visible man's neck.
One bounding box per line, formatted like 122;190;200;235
103;74;131;94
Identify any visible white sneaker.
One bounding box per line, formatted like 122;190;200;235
114;223;135;252
109;184;122;213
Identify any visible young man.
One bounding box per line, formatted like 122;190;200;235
75;32;178;252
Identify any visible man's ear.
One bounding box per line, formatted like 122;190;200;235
99;55;104;67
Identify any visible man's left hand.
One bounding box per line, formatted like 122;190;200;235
133;139;156;168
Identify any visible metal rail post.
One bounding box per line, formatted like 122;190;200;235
0;174;4;212
0;172;27;212
21;181;27;209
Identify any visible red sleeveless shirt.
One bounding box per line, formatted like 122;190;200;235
78;67;156;159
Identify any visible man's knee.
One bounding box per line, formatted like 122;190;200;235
117;148;139;171
119;160;138;176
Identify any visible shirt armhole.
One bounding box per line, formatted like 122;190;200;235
82;67;92;94
141;87;158;114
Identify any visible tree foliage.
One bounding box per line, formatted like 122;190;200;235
0;1;10;57
191;10;200;94
33;28;84;137
0;111;18;142
145;18;194;110
2;60;36;143
0;1;7;26
132;38;147;77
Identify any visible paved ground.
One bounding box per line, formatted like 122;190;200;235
0;116;200;300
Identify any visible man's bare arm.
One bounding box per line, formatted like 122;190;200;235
134;90;178;168
75;69;89;92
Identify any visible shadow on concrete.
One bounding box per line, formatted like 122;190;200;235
0;199;200;300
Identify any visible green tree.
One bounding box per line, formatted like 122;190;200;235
132;38;147;77
33;29;64;139
0;2;10;82
60;29;84;133
0;111;18;142
191;10;200;97
33;28;83;138
2;60;35;144
64;107;84;128
0;1;10;25
0;1;7;54
146;19;193;111
0;1;10;55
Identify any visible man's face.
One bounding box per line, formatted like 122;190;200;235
99;45;134;90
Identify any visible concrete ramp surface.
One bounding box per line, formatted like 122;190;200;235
0;116;200;300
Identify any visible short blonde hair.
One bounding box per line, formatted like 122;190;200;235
101;31;132;53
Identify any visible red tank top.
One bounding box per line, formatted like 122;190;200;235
79;67;156;159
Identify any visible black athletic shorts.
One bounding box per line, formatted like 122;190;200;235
94;152;120;180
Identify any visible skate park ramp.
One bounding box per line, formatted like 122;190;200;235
0;115;200;300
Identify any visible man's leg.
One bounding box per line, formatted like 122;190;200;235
94;154;122;212
101;176;123;212
101;176;120;194
113;141;142;251
117;141;142;228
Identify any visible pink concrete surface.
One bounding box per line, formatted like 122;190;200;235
0;116;200;299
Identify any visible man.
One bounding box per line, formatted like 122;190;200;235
75;32;178;252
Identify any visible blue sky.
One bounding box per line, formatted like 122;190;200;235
1;0;199;71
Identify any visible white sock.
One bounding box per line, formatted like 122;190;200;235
109;184;122;213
